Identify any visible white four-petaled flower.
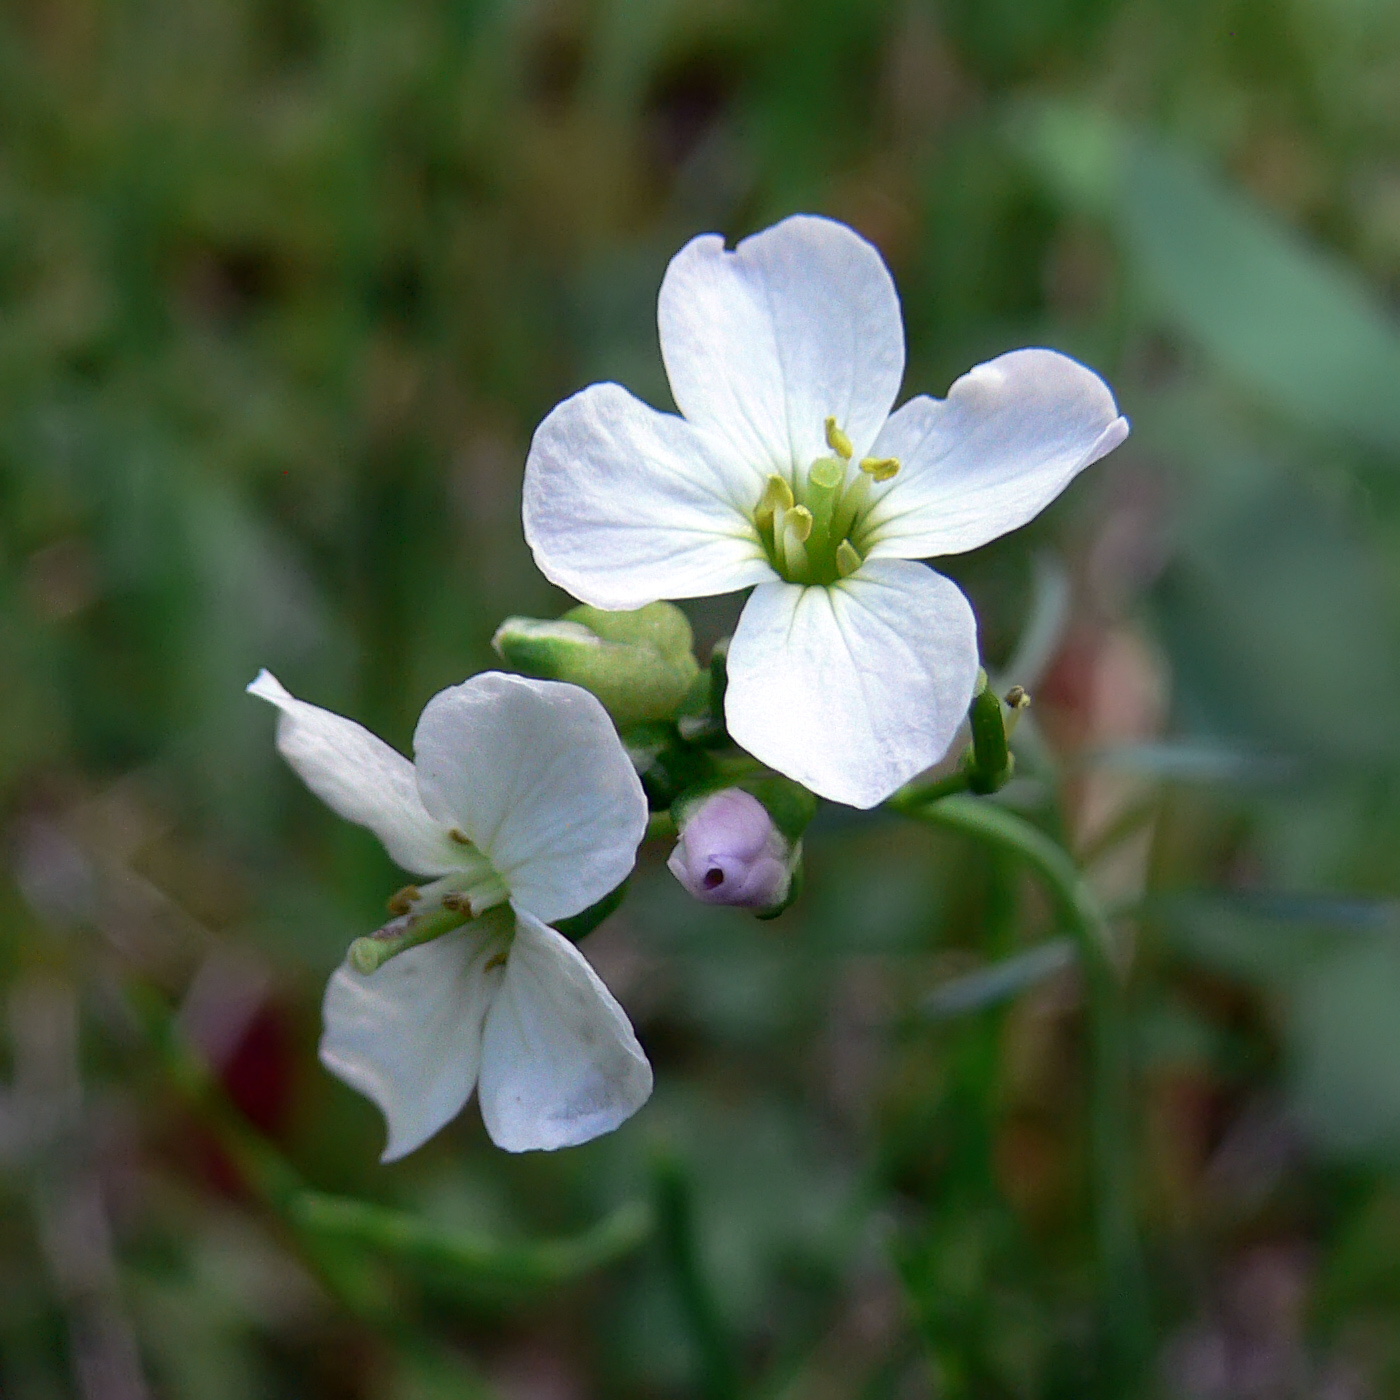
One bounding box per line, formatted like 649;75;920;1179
248;669;652;1159
523;214;1129;808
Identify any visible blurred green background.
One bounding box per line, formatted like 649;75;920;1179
5;0;1400;1395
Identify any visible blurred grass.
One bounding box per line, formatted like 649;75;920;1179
4;0;1400;1395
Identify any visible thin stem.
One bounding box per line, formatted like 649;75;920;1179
653;1157;741;1400
887;793;1150;1392
125;982;391;1320
125;982;498;1395
888;768;972;808
291;1191;653;1293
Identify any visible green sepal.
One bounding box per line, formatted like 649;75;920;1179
493;602;701;727
676;642;730;746
670;770;817;844
755;856;803;921
552;879;629;943
626;722;722;810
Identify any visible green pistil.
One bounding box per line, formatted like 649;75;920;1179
349;902;512;975
754;419;900;585
805;456;844;563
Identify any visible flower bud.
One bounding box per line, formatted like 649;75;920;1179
667;788;801;914
493;601;701;727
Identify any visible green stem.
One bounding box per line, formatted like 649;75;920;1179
653;1157;741;1400
291;1191;653;1293
125;983;498;1395
888;768;972;807
125;982;392;1322
887;794;1149;1392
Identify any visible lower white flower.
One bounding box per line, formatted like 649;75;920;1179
522;214;1128;808
248;669;652;1159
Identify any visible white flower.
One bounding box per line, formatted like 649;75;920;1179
522;215;1128;808
247;669;652;1159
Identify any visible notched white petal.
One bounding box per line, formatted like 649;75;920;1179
413;673;648;925
477;911;652;1153
659;215;906;470
247;670;460;877
862;348;1129;561
319;927;503;1162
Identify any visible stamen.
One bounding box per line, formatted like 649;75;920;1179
1003;686;1031;738
824;417;854;460
835;540;863;578
465;872;511;916
448;827;471;845
780;508;813;581
859;456;900;482
829;471;869;548
386;885;420;916
754;474;795;530
484;950;508;972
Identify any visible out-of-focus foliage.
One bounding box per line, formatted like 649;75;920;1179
4;0;1400;1395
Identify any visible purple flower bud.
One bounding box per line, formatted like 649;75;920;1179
667;788;795;910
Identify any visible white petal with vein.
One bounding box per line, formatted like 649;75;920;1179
659;215;905;472
247;670;459;877
478;911;652;1153
725;562;980;809
523;382;773;610
413;674;647;924
320;927;502;1162
862;349;1128;561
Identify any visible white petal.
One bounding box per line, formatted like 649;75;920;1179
413;673;647;924
477;910;652;1153
725;561;979;809
861;349;1129;560
658;215;905;471
522;382;774;610
319;927;502;1162
247;670;460;877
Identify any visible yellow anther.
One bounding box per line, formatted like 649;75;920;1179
835;540;863;578
386;885;420;916
825;417;854;460
754;474;795;529
859;456;901;482
786;505;813;543
484;950;508;972
448;827;471;845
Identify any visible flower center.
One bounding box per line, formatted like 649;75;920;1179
441;827;512;916
752;417;900;586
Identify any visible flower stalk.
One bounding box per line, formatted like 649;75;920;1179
887;792;1150;1390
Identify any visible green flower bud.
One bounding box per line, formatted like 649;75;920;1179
493;601;701;727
